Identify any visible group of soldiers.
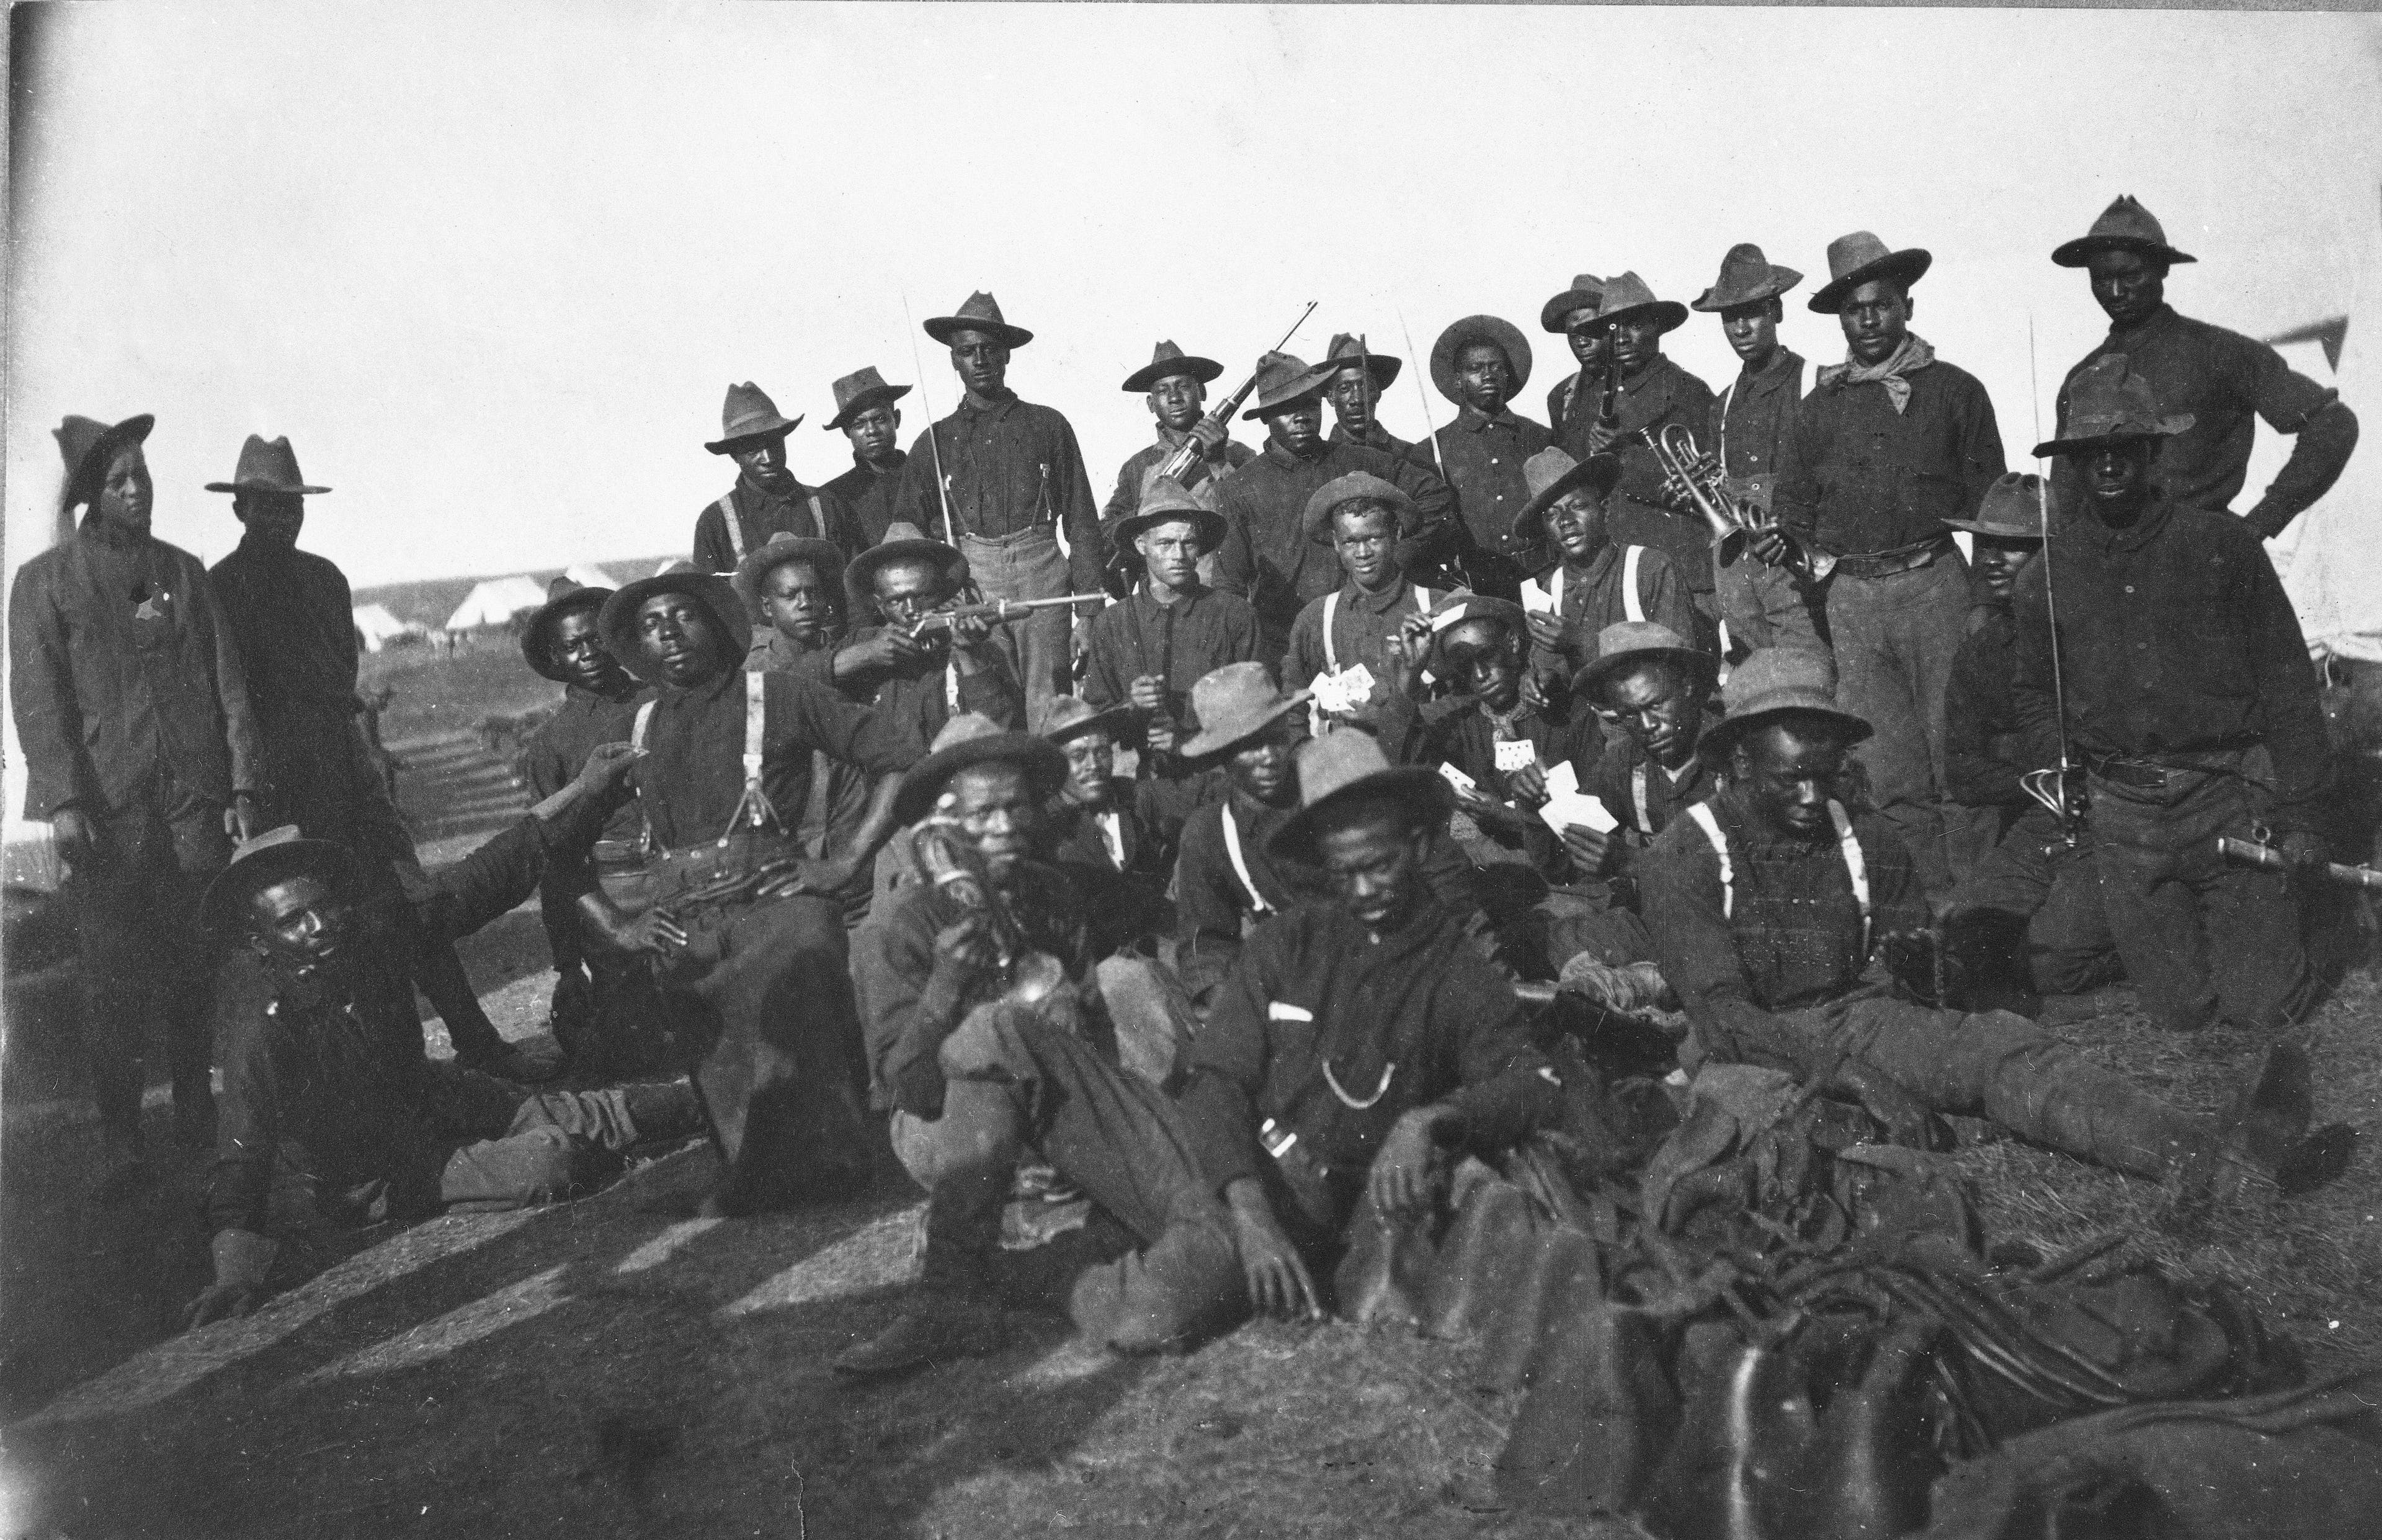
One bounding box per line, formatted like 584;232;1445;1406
11;195;2366;1367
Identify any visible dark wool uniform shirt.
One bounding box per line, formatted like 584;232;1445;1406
1432;406;1555;554
521;683;649;848
1210;439;1457;656
1522;540;1701;679
1582;721;1722;872
2008;496;2329;830
1555;355;1721;594
1942;604;2045;810
1100;429;1257;533
1179;899;1559;1195
1388;691;1608;878
692;475;863;574
208;814;560;1237
10;523;262;819
836;623;1024;737
210;538;364;834
825;452;909;549
1547;370;1587;437
890;391;1107;595
744;632;875;863
1282;576;1443;722
1639;786;1927;1072
1773;358;2007;558
1710;348;1808;511
1329;421;1435;469
1081;585;1262;740
2058;305;2354;540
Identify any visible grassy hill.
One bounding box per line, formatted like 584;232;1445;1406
353;555;681;630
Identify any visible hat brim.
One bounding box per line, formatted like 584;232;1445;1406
2051;236;2197;269
1178;687;1313;762
893;734;1069;826
1324;355;1402;389
824;385;912;431
1689;270;1803;313
1430;316;1536;405
202;837;357;935
1301;481;1417;544
704;417;804;455
1267;765;1455;866
1430;596;1532;648
844;537;970;623
597;572;752;683
1241;366;1337;422
1510;453;1623;542
1042;703;1140;746
520;587;616;682
1122;357;1224;393
1809;250;1934;314
1699;704;1874;764
924;318;1034;349
2029;416;2194;459
1113;505;1229;557
1579;300;1690;337
1573;642;1720;705
1539;289;1603;334
205;479;332;495
1939;517;2045;540
733;537;848;613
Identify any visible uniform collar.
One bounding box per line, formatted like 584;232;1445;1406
1455;404;1522;433
1619;354;1679;403
958;389;1021;419
656;662;743;706
1265;437;1329;469
1735;347;1802;396
2074;494;2176;555
852;450;904;478
77;519;151;552
1338;574;1417;613
2106;303;2180;344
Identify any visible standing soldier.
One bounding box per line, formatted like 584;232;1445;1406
1690;244;1826;653
1766;231;2007;899
1100;340;1252;536
1321;334;1430;465
821;368;912;548
1426;314;1550;597
692;381;864;575
1538;273;1605;435
10;413;262;1193
891;291;1107;725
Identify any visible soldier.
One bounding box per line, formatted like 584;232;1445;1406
1571;621;1725;881
821;367;912;548
1537;272;1605;435
1765;231;2008;899
692;382;863;574
1177;729;1566;1319
890;291;1106;723
1510;447;1700;686
1281;474;1450;734
1099;340;1252;543
2052;197;2358;539
11;413;261;1190
831;522;1024;738
1321;333;1429;465
1689;244;1826;654
1040;696;1181;913
1638;648;2352;1203
1209;352;1458;661
1426;313;1550;596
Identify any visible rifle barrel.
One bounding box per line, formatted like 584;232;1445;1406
2216;835;2382;890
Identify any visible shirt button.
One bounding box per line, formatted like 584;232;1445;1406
2123;585;2134;595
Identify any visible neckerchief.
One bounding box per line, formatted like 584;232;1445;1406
1817;332;1937;416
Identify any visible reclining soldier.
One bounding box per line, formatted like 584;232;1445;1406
1178;731;1565;1318
1638;648;2354;1204
841;720;1233;1377
185;742;705;1327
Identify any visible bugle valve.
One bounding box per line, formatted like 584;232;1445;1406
1638;422;1834;587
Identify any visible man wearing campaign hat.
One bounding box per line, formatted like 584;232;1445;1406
1321;333;1430;467
1638;648;2353;1207
1427;314;1551;590
1539;272;1606;435
830;521;1024;741
890;292;1105;727
692;381;864;576
2012;356;2331;1039
1080;478;1260;776
11;412;263;1187
1210;351;1457;660
1100;341;1254;548
1690;244;1826;654
1280;472;1449;732
1509;447;1703;687
1768;230;2008;901
821;367;912;548
1040;696;1178;911
1573;620;1724;876
2051;197;2358;539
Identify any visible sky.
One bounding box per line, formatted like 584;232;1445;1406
7;2;2381;592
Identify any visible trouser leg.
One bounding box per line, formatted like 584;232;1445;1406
1095;955;1196;1088
961;528;1070;723
1713;548;1822;657
65;842;153;1142
891;1090;1029;1288
2028;849;2123;996
1946;809;2119;1002
1826;561;1968;899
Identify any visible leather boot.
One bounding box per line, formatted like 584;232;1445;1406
833;1243;1006;1381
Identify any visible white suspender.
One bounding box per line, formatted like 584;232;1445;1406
631;699;657;750
716;494;744;563
1631;763;1653;834
1321;585;1434;674
629;699;659;856
1621;546;1646;624
1686;799;1871;956
805;494;826;541
945;661;961;714
744;670;767;787
1220;804;1271;914
1717;381;1737;471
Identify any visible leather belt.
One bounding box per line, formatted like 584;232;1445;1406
1829;533;1955;581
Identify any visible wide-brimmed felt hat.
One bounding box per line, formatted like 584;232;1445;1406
1430;315;1535;405
55;413;156;502
2032;355;2195;458
1112;477;1229;556
205;434;330;495
2052;195;2197;269
1510;447;1623;543
1320;332;1401;389
1178;662;1311;761
824;367;911;431
844;521;970;622
1427;592;1531;661
1691;244;1803;313
734;531;847;615
1241;352;1336;421
521;576;617;682
923;290;1033;349
1809;232;1933;314
1572;621;1719;705
1301;471;1414;544
202;825;358;935
1943;472;2050;540
705;383;803;454
1039;695;1138;747
893;712;1069;826
1698;647;1872;762
1267;730;1453;866
1540;273;1606;334
1122;340;1223;394
1566;272;1688;337
597;569;752;683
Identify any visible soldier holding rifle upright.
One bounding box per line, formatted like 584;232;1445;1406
1101;340;1254;539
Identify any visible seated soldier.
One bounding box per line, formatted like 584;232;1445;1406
829;522;1024;737
1511;447;1702;690
184;744;707;1327
1572;621;1724;879
1172;664;1489;1008
1177;730;1566;1319
1041;697;1187;939
1282;474;1452;736
1638;648;2354;1205
840;723;1234;1376
1079;479;1260;780
573;568;926;1214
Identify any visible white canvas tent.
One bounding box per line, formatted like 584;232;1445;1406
563;563;620;589
351;602;423;652
442;574;550;631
